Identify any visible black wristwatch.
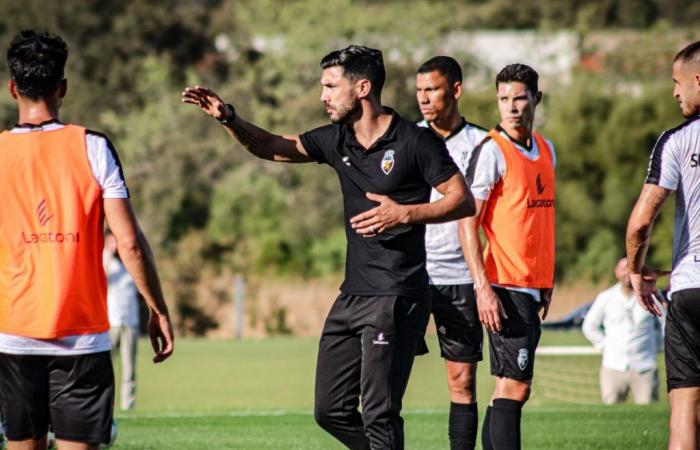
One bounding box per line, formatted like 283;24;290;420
218;103;236;126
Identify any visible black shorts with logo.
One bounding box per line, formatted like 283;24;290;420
430;284;483;362
0;351;114;444
487;288;541;381
665;288;700;390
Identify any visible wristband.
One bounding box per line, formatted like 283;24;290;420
218;103;236;126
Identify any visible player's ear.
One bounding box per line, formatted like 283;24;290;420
535;91;542;106
453;81;463;101
356;78;372;99
58;79;67;98
8;79;18;100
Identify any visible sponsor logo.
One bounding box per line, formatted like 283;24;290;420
536;174;546;195
21;232;80;244
342;156;351;167
36;199;54;226
692;154;700;167
20;197;80;245
517;348;529;371
527;174;554;208
381;150;395;175
373;332;390;345
527;198;555;208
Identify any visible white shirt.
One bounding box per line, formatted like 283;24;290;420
468;127;556;301
105;254;140;329
419;119;487;285
0;121;128;355
582;283;664;372
645;115;700;296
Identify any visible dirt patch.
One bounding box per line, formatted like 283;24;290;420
196;275;607;338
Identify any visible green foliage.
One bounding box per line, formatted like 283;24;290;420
0;0;693;333
543;78;680;282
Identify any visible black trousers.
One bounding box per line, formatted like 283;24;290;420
314;294;430;450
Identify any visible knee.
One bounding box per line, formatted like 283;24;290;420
314;403;332;429
495;378;531;403
314;398;342;431
447;368;476;401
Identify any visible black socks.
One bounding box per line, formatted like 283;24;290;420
448;402;478;450
481;399;524;450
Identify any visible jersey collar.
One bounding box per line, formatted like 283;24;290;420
495;124;533;151
14;118;63;129
344;107;399;152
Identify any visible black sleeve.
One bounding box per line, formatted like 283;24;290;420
299;124;338;165
413;128;459;187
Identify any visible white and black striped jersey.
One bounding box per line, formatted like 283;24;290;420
418;119;487;285
646;115;700;296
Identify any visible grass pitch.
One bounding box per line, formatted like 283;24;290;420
111;332;668;449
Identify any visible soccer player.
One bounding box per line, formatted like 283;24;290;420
416;56;487;450
0;30;174;450
460;64;555;450
183;45;475;449
626;40;700;450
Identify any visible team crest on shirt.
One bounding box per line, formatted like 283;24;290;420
381;150;395;175
517;348;529;371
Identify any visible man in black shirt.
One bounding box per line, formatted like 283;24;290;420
183;45;475;449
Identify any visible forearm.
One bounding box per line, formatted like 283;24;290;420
625;221;652;274
626;184;672;273
117;231;169;317
222;116;290;161
405;190;474;225
581;316;605;348
458;216;489;290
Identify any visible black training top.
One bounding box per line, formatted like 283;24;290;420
300;108;459;299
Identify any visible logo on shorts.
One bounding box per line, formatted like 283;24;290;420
517;348;529;371
373;332;390;345
381;150;395;175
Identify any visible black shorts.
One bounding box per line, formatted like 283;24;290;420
0;351;114;444
487;288;541;381
666;288;700;390
430;284;483;362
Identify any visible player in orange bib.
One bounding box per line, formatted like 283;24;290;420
460;64;555;450
0;30;174;450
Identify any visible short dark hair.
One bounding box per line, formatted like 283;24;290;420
320;45;385;98
7;30;68;100
674;41;700;66
417;56;463;85
495;63;539;96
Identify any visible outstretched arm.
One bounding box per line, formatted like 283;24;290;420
349;172;474;236
182;85;313;163
625;184;673;316
104;198;174;363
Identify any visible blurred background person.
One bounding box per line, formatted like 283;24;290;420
104;231;140;412
582;257;664;405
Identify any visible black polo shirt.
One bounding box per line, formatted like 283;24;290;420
299;109;459;299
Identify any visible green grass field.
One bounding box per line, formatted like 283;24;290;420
111;331;668;449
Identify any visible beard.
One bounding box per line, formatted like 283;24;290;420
328;97;362;124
